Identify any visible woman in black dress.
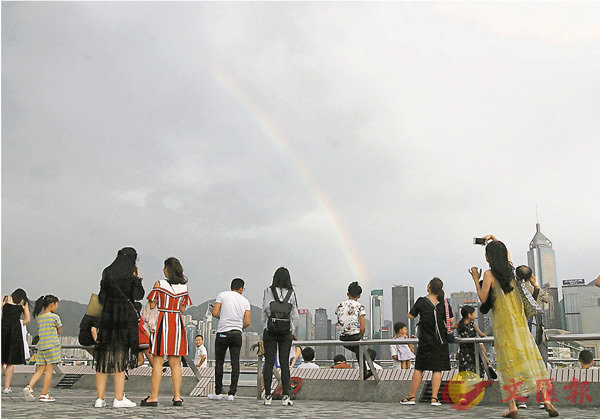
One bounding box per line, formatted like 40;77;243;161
2;289;31;394
401;278;453;406
94;247;144;408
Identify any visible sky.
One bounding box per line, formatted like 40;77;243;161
2;2;599;321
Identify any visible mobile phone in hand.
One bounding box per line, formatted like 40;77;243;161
473;237;486;245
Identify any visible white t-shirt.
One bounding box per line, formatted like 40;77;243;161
194;344;207;367
335;299;366;336
298;362;320;369
215;290;251;333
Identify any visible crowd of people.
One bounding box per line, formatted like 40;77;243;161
2;239;599;415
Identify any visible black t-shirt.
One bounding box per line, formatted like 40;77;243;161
409;296;453;342
78;314;99;347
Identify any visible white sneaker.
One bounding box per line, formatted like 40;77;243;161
539;402;546;409
39;394;55;402
3;388;12;394
264;395;272;406
517;401;528;409
282;395;294;406
225;394;235;401
113;396;136;407
94;398;107;407
207;393;225;400
23;386;35;401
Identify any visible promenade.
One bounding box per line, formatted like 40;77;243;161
2;389;598;419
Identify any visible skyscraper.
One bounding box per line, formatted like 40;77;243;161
296;308;313;341
314;308;329;361
370;289;384;339
392;285;415;336
527;223;561;328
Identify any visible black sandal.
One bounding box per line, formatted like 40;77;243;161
140;396;158;407
173;398;183;407
431;397;441;406
400;396;416;405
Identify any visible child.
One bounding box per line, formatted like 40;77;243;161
578;350;595;369
2;288;31;394
332;354;350;369
457;305;489;378
390;322;415;369
194;335;207;368
335;281;369;379
135;302;153;367
297;347;319;369
23;295;61;402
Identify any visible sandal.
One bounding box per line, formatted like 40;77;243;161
502;410;519;418
173;398;183;407
140;396;158;407
544;402;559;417
431;397;441;406
400;396;416;405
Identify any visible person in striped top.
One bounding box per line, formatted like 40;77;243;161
141;257;192;407
22;295;61;403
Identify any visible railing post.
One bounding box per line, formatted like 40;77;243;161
474;341;480;377
256;353;263;400
358;343;365;400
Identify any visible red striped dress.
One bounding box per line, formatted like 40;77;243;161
147;280;192;356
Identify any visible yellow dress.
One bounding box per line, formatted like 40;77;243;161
491;278;549;400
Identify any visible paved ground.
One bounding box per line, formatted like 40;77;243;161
1;389;598;418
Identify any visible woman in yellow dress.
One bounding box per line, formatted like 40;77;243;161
471;235;558;418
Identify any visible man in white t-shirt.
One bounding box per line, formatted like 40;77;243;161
194;335;207;368
208;278;251;401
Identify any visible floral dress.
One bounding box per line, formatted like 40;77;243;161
458;320;486;378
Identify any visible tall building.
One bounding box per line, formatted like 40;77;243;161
562;278;600;356
314;308;329;361
370;289;384;339
296;309;313;341
392;285;415;336
527;223;561;329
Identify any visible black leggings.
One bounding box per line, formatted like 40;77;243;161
263;329;292;396
340;333;367;374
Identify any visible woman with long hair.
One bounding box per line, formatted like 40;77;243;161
94;247;144;408
141;257;191;407
401;277;453;406
2;289;30;394
471;235;558;418
262;267;298;407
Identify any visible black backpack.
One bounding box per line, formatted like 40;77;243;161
267;286;294;336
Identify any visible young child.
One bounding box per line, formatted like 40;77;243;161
194;335;207;368
390;322;415;369
135;302;153;367
332;354;351;369
297;347;319;369
578;350;595;369
23;295;61;402
335;281;369;379
457;306;488;378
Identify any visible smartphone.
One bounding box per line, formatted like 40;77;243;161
473;237;486;245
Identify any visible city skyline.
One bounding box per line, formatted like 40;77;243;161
3;2;600;318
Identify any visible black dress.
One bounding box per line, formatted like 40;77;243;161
409;296;452;372
458;320;486;378
1;299;25;365
94;277;144;373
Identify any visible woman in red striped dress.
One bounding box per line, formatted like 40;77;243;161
141;257;191;407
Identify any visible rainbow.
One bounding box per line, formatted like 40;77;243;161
212;68;370;286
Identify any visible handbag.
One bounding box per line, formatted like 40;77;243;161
85;293;103;317
477;343;497;380
515;280;543;319
444;299;456;343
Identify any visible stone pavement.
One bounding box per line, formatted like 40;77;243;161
1;389;598;418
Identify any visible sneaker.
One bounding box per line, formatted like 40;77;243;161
3;388;12;394
264;395;272;406
225;394;235;401
517;401;528;409
113;396;136;407
39;394;55;402
539;402;546;409
23;386;35;402
94;398;106;408
282;395;294;406
207;393;225;400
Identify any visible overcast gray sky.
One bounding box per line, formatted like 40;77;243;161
2;2;599;320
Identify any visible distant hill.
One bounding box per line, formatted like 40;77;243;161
27;299;264;339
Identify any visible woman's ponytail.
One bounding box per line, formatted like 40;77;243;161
32;295;59;317
429;277;445;301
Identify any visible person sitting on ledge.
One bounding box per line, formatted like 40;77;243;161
332;354;351;369
578;350;596;369
297;347;319;369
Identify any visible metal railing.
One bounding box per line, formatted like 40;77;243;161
255;333;600;399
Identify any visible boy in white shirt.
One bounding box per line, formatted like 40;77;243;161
208;278;251;401
194;335;207;368
297;347;319;369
